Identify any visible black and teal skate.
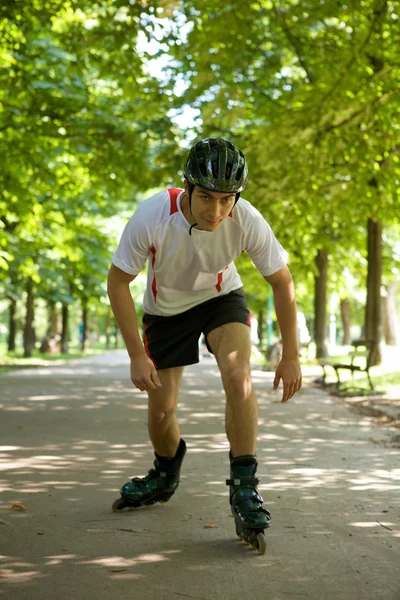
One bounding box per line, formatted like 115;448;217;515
112;439;186;512
226;453;271;554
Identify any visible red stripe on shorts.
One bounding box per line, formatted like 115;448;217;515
143;322;157;368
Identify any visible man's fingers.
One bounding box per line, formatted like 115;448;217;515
273;374;280;390
281;383;290;403
151;370;162;388
132;374;160;392
281;379;302;402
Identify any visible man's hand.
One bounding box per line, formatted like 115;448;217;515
130;354;162;392
273;358;302;403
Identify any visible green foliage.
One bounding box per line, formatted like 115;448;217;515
162;0;400;300
1;1;399;353
0;1;177;350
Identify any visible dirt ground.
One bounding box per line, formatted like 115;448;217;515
1;351;399;600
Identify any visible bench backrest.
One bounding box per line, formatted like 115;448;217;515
351;340;373;369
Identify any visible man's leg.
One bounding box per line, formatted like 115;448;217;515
147;366;184;457
206;323;257;457
207;322;270;550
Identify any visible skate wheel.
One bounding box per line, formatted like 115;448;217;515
256;532;266;555
112;497;128;512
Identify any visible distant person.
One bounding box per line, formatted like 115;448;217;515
107;138;302;553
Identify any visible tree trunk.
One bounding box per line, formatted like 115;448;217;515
114;321;119;349
8;296;17;352
314;248;329;358
365;219;383;365
384;281;399;345
340;298;352;345
61;304;69;354
48;301;59;336
81;299;88;353
257;308;265;349
23;277;36;358
105;311;111;350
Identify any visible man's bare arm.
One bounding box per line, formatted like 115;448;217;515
264;266;302;402
107;264;161;391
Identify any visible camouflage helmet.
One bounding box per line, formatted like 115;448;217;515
184;138;248;193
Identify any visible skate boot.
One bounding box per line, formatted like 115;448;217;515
112;439;186;512
226;453;271;554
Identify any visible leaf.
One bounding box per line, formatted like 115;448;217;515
110;569;127;573
203;523;218;529
11;503;26;511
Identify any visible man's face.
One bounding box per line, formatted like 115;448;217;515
184;183;236;231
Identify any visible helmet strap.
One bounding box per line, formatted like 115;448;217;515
187;182;198;234
188;182;195;214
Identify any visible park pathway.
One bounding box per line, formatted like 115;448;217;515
0;351;399;600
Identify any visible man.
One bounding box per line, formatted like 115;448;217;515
108;138;302;552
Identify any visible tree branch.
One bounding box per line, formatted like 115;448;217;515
317;0;389;110
272;2;314;83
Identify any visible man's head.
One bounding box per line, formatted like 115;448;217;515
183;138;248;232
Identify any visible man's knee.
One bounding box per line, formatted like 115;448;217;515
148;390;178;425
221;366;252;400
148;404;176;425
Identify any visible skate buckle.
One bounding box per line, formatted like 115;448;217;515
226;477;260;486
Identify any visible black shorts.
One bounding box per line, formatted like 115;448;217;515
142;288;251;370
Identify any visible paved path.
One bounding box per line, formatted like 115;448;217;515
1;351;399;600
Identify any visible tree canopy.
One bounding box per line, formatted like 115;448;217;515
1;0;399;354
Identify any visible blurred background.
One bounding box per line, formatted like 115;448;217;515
0;0;399;388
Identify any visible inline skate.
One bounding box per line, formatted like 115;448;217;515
112;439;186;511
226;453;271;554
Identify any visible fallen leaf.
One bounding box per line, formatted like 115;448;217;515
11;503;26;511
37;531;45;535
110;569;127;573
203;523;218;529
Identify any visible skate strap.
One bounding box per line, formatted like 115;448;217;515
226;477;260;486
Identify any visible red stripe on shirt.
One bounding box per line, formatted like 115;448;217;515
168;188;181;215
150;245;157;302
216;266;229;293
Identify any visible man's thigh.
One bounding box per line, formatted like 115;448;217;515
206;322;252;373
147;366;184;414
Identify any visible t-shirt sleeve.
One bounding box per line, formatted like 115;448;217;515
242;202;289;277
112;203;152;275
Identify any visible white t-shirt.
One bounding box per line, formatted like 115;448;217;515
112;188;288;316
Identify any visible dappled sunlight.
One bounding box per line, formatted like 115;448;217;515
1;355;398;596
81;549;181;568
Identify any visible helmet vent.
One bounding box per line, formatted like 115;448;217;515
236;165;244;181
198;156;207;177
184;138;248;193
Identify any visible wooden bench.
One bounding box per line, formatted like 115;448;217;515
317;340;374;391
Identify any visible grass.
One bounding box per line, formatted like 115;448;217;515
0;345;118;374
